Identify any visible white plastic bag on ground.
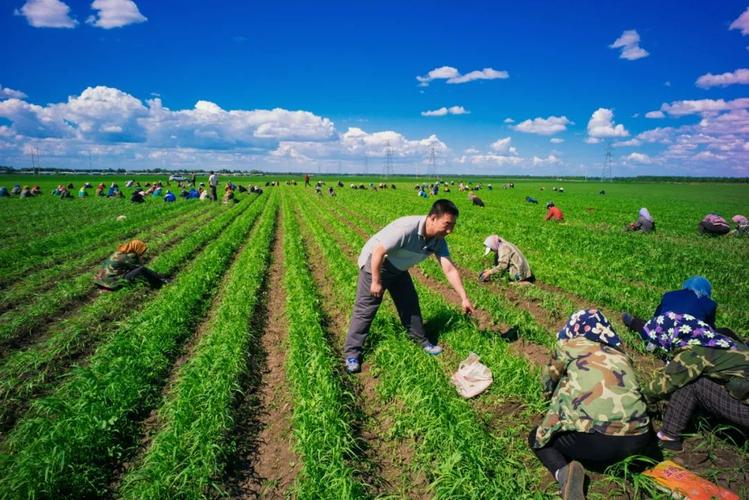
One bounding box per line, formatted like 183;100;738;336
451;352;493;398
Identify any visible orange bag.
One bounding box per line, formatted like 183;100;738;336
642;460;738;500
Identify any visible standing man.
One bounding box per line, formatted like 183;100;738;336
208;171;218;202
343;199;476;373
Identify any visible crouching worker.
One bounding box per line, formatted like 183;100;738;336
479;234;533;284
94;239;168;291
343;199;475;373
529;309;652;500
628;207;655;233
638;313;749;451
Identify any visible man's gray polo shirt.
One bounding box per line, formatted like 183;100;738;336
358;215;450;272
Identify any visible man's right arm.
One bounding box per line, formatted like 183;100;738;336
369;244;387;297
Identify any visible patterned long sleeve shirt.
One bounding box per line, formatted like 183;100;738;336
94;252;141;290
535;337;650;448
642;345;749;404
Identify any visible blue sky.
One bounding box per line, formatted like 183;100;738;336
2;0;749;176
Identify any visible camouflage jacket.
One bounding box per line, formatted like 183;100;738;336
642;345;749;404
94;252;141;289
534;337;650;448
490;242;532;281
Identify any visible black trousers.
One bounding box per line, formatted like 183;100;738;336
124;266;164;289
528;427;653;476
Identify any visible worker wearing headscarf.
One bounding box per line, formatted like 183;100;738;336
629;207;655;232
94;240;166;290
529;309;651;498
479;235;533;283
638;311;749;451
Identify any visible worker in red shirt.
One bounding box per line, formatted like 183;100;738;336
545;202;564;222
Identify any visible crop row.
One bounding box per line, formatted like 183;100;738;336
291;190;548;497
0;198;198;287
0;194;268;497
281;195;365;497
118;194;279;498
0;202;227;349
0;196;262;433
0;195;168;245
0;199;216;314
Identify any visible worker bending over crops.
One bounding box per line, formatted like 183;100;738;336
343;199;475;373
528;309;653;500
698;213;730;236
636;312;749;452
545;202;564;221
94;239;168;291
479;234;533;284
628;207;655;233
623;276;717;335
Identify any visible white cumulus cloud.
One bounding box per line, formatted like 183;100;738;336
416;66;508;86
14;0;77;28
609;30;649;60
489;136;517;154
587;108;629;139
625;152;654;164
659;98;749;117
512;115;570;135
550;137;564;144
730;7;749;35
0;85;27;99
696;68;749;88
86;0;146;29
421;105;469;117
645;110;665;119
503;117;514;124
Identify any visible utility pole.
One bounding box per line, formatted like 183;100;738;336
384;141;393;179
601;141;613;182
427;145;437;179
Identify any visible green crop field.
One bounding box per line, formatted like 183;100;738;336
0;174;748;499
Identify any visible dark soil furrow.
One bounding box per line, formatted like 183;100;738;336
222;208;298;498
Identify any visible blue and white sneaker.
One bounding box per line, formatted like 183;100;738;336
345;357;361;373
423;343;443;355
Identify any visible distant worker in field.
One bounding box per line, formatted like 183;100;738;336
623;276;718;338
208;171;218;201
304;173;310;187
636;311;748;452
545;202;564;221
164;190;176;202
529;309;652;499
11;184;21;195
31;185;41;195
628;207;655;233
526;196;538;204
131;189;145;203
698;213;730;236
0;186;7;197
78;186;88;197
343;199;476;373
223;187;236;204
19;186;31;198
468;191;485;207
94;239;168;291
328;186;336;196
732;215;748;237
479;235;533;284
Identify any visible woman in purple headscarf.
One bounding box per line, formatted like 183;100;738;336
638;312;749;451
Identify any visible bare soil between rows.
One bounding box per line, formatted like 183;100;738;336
222;208;298;498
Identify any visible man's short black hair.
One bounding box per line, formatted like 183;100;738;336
428;199;459;218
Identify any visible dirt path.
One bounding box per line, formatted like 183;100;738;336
223;208;298;498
